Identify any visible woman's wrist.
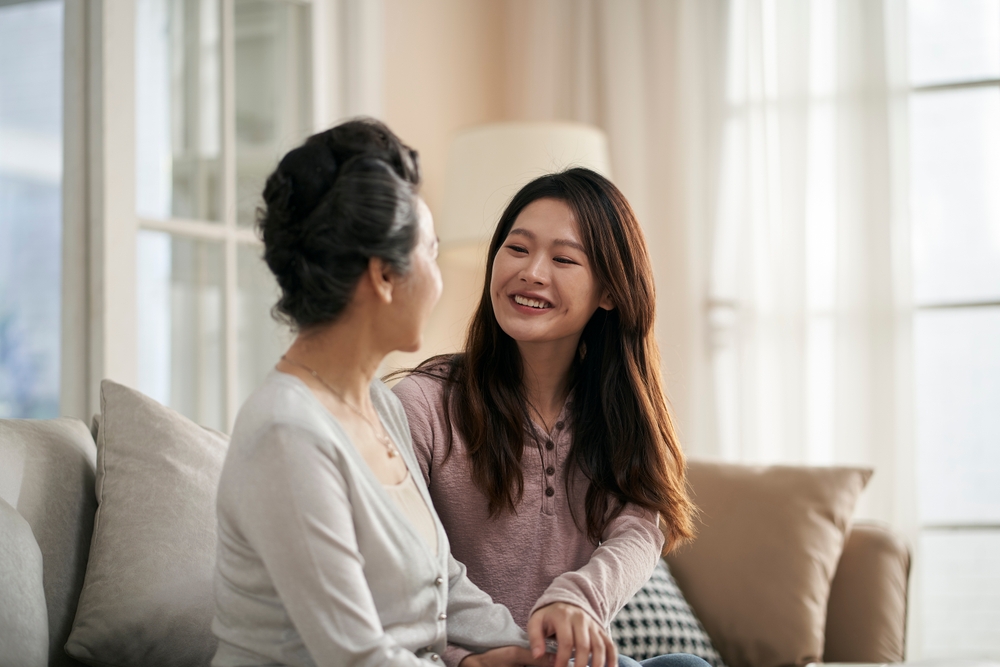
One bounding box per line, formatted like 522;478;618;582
446;644;475;667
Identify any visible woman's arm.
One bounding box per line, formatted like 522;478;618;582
392;377;548;667
231;422;435;667
391;374;438;487
530;505;664;625
445;553;529;651
447;563;552;667
521;506;661;667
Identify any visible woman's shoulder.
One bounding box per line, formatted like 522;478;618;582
389;357;455;410
237;370;326;429
220;374;355;505
229;371;351;464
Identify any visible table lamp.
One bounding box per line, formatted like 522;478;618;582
438;121;612;249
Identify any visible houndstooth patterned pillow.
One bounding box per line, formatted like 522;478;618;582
611;559;726;667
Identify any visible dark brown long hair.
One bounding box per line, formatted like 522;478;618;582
407;168;694;549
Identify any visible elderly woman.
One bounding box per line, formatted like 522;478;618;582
210;119;545;667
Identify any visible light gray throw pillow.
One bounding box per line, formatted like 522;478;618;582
65;380;228;667
0;497;49;667
0;417;98;667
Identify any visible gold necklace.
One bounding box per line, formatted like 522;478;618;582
281;355;398;458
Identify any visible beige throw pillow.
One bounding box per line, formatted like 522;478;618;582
65;381;228;667
666;461;871;667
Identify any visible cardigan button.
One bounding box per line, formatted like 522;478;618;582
545;440;554;450
545;487;555;497
546;466;555;476
555;421;565;430
438;612;448;620
431;655;441;662
434;576;444;586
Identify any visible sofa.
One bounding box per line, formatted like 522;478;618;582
0;380;910;667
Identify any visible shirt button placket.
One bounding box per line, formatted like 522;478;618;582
543;438;556;512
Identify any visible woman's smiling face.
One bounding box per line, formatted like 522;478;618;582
490;197;613;346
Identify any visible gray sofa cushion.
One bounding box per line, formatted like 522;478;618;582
0;497;49;667
65;380;228;667
0;418;97;667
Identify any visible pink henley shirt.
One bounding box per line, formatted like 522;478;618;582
392;373;664;666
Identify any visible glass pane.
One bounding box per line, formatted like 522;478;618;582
137;231;225;430
236;243;291;407
235;0;312;227
915;307;1000;525
0;0;63;418
911;88;1000;305
136;0;222;222
909;0;1000;87
918;530;1000;659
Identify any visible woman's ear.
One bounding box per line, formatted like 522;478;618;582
368;257;395;304
598;289;615;311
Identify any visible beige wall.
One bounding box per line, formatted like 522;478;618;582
383;0;506;216
381;0;508;372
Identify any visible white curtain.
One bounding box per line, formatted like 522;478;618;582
709;0;914;532
502;0;915;533
503;0;728;472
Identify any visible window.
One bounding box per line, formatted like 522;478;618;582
0;0;63;419
135;0;311;430
708;1;999;657
908;0;1000;657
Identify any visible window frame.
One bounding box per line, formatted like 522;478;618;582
60;0;383;427
909;73;1000;534
907;54;1000;661
133;0;304;429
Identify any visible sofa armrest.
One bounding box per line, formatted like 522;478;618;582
823;521;910;663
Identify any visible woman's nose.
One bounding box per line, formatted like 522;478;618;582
520;256;548;284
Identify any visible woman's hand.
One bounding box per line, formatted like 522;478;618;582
459;646;554;667
526;602;618;667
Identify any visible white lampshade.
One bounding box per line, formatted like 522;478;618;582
437;121;612;247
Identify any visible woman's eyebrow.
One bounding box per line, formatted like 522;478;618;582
509;228;585;252
553;238;586;252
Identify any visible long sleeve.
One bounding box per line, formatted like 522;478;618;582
530;505;664;626
224;422;434;667
392;372;661;635
392;375;438;488
444;554;529;652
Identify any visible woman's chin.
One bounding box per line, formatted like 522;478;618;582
395;336;422;354
499;325;560;346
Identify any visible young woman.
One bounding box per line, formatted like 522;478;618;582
211;119;551;667
392;169;702;667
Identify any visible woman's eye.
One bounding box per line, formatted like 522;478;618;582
506;244;528;254
554;257;577;265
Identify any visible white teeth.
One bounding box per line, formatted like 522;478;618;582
514;295;550;309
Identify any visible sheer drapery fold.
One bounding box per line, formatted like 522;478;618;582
501;0;915;535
